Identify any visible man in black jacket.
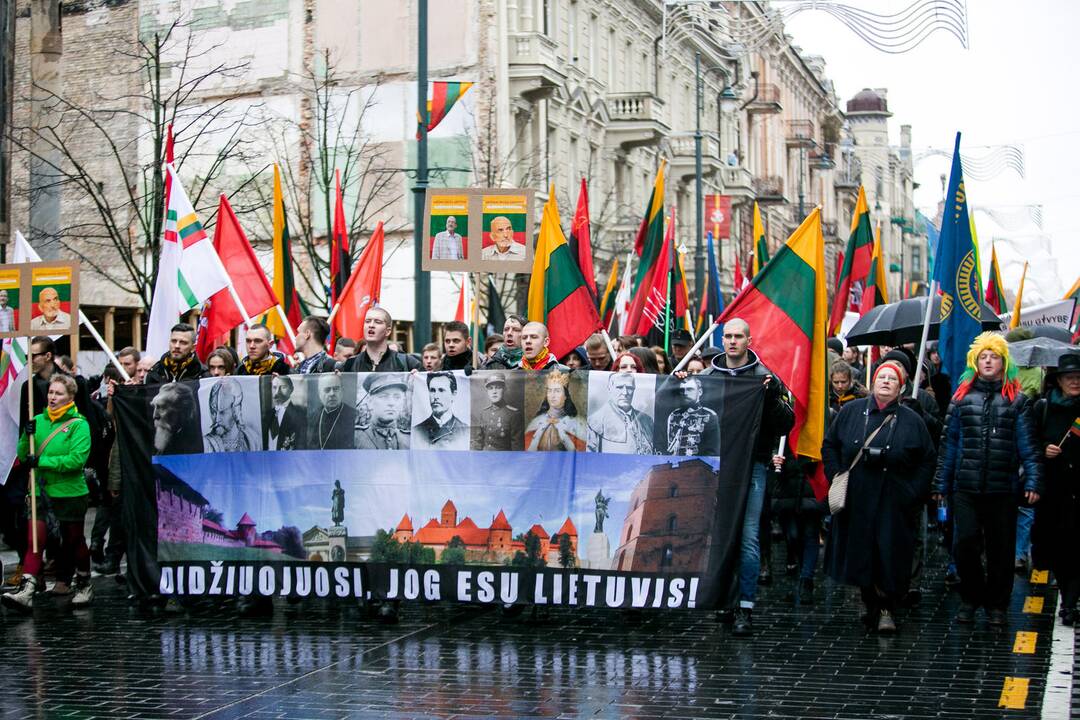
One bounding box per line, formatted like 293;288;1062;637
704;318;794;636
441;320;473;371
933;332;1042;626
237;324;291;376
145;324;207;384
342;308;420;373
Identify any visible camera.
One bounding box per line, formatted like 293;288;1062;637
864;446;885;468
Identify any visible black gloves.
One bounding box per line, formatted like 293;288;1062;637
23;419;35;437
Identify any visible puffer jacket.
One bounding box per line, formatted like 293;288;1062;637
934;378;1043;496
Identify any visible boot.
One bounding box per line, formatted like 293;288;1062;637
49;580;72;596
877;609;897;634
799;578;815;606
732;608;754;636
2;575;38;613
71;573;94;608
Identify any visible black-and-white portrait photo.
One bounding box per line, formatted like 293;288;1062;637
470;371;524;451
150;382;202;456
522;369;587;452
586;371;656;454
412;371;470;450
261;374;308;451
199;377;261;453
356;373;412;450
655;373;721;457
307;373;358;450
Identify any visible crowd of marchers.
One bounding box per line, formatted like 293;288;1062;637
1;311;1077;638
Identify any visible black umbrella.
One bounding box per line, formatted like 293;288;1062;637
844;296;1003;347
1008;337;1078;367
1029;324;1074;344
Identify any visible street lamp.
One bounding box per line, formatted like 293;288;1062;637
694;53;737;302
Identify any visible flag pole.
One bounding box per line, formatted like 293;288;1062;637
26;346;38;553
674;317;720;372
910;280;938;398
707;314;714;347
78;311;130;382
471;272;481;368
684;310;696;342
273;303;299;346
600;328;618;364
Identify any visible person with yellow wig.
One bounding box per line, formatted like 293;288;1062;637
933;332;1043;627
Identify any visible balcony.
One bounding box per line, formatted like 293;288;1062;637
745;83;782;114
719;165;754;201
668;134;721;182
753;175;787;204
785;119;816;148
508;32;565;100
605;92;669;150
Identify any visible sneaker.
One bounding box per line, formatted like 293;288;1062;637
758;566;772;586
732;608;754;636
799;578;814;606
49;581;72;596
956;604;976;624
1;575;38;613
1061;608;1076;627
988;608;1007;627
71;574;94;607
877;609;897;634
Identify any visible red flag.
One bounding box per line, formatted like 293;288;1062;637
627;208;680;336
331;222;385;342
195;195;281;361
164;124;174;209
453;280;465;322
330;170;351;307
569;179;597;302
733;251;746;294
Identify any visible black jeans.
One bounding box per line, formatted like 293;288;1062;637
954;491;1017;610
90;492;125;562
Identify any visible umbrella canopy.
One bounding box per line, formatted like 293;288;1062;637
844;296;1003;347
1029;324;1074;344
1008;337;1078;367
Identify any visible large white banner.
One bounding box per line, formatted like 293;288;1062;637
999;299;1077;330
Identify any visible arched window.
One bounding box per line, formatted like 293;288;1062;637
667;514;677;533
625;524;633;543
660;545;673;568
669;484;679;498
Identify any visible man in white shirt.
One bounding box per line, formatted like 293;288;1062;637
0;290;15;331
30;287;70;330
481;216;525;261
263;375;306;450
431;215;464;260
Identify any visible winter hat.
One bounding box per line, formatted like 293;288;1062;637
872;359;908;387
953;331;1020;401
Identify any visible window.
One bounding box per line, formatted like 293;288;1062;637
589;15;598;75
667;514;677;532
568;1;578;63
912;245;922;274
625;524;633;543
542;0;553;36
669;484;679;498
607;28;616;88
660;545;673;568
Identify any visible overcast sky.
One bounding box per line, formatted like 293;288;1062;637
784;0;1078;303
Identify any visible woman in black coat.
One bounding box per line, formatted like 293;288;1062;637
822;359;936;633
1031;352;1080;625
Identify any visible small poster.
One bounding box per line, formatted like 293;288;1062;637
424;194;470;271
28;264;78;335
0;268;21;336
423;189;535;273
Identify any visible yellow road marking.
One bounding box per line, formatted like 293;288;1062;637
1013;631;1037;654
999;677;1029;709
1023;596;1044;613
1030;569;1049;584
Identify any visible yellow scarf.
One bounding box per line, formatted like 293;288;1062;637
46;401;74;422
520;347;551;370
242;355;277;376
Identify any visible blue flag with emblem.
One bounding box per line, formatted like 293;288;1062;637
933;133;984;384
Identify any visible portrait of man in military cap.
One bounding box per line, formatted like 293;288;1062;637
356;373;412;450
470;371;524;451
663;374;720;456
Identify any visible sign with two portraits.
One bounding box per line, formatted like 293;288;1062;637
0;261;80;338
422;188;535;273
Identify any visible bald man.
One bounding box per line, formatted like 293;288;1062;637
517;321;564;370
481;216;525;260
30;287;70;330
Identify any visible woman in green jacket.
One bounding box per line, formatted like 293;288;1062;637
2;373;93;612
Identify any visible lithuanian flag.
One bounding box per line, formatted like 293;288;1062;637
265;165;306;353
420;82;473;136
527;186;601;358
598;257;620;328
752;202;769;277
632;161;666;291
984;242;1006;314
829;186;873;333
717;208;828;482
859;223;889;314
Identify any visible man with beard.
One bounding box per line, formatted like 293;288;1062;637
587;372;654;453
666;374;720;456
356;375;411;450
472;372;523;451
146;324;208;384
203;379;258;453
264;375;306;450
413;371;469;449
151;382;202;455
313;373;357;450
